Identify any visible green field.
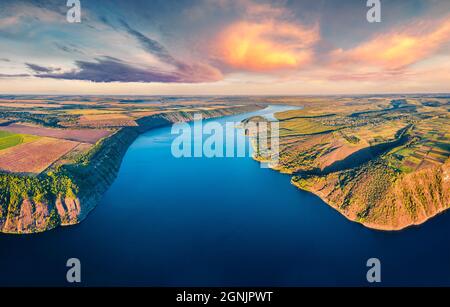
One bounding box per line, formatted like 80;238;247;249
0;130;39;151
278;118;339;137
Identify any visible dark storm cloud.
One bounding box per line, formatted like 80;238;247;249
36;57;221;83
26;63;60;73
33;19;223;83
37;58;177;82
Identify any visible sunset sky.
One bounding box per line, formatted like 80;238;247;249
0;0;449;95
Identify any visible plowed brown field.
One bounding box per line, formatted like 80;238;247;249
0;137;79;174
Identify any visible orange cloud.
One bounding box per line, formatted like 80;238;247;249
216;20;319;71
332;17;450;69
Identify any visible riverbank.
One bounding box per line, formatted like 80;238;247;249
0;105;263;234
291;159;449;231
248;108;449;232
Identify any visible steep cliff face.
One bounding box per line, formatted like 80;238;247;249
292;159;450;231
0;127;138;234
365;160;449;230
2;198;51;233
0;105;262;234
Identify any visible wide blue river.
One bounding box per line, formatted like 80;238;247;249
1;105;450;286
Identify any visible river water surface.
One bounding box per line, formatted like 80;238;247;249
1;105;450;286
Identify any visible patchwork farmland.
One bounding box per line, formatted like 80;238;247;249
0;137;81;174
264;96;449;230
0;131;39;151
0;96;262;177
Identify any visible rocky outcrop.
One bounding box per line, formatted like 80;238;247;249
0;105;262;234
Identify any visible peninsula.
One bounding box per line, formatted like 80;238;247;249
0;95;262;233
250;95;449;230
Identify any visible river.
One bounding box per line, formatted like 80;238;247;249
1;105;450;286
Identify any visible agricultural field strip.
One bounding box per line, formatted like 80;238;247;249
0;123;111;144
0;137;80;174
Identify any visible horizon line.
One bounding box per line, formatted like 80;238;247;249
0;92;449;97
